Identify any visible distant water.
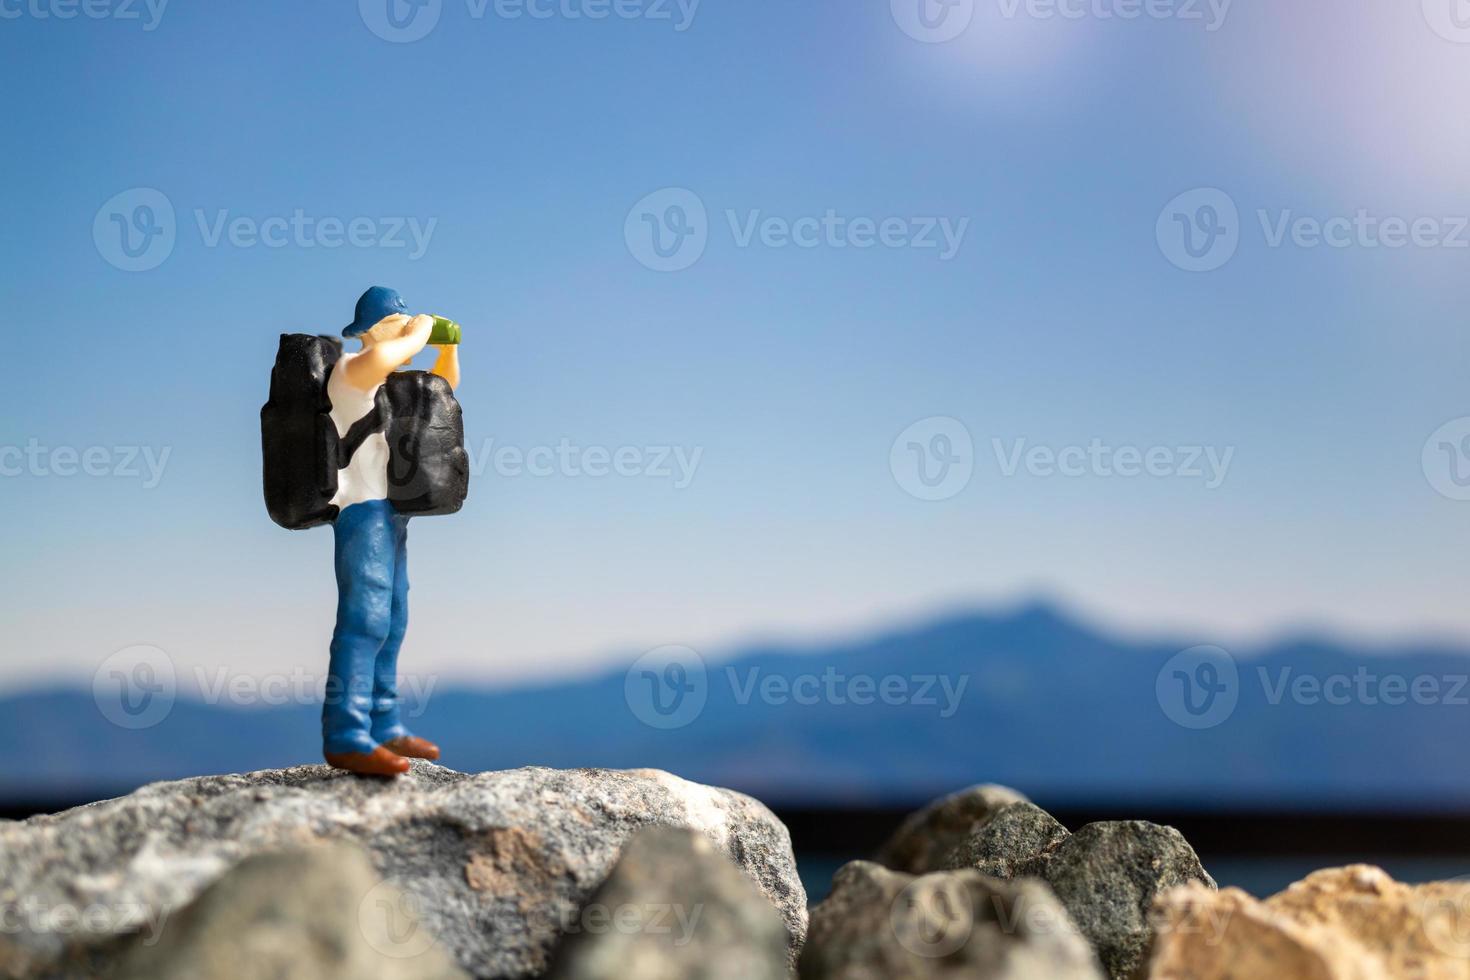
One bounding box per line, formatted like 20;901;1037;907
796;852;1470;904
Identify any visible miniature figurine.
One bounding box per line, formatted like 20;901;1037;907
262;287;469;776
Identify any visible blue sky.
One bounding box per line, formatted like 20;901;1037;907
2;0;1469;691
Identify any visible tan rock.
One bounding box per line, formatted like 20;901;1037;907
1145;865;1470;980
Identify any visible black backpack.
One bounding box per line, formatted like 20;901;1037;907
261;334;469;530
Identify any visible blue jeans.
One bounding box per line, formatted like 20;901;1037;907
324;499;415;755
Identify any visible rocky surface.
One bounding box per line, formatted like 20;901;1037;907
875;784;1030;875
1041;822;1214;980
0;764;806;980
111;844;467;980
15;768;1465;980
1146;865;1470;980
545;826;789;980
800;860;1103;980
944;802;1069;879
921;794;1214;980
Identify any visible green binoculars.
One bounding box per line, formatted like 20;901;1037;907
429;316;462;346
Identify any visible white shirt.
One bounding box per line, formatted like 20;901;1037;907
327;351;390;511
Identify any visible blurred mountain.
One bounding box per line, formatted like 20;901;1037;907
5;602;1468;810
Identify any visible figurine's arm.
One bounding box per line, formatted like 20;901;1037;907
342;315;434;391
430;345;460;391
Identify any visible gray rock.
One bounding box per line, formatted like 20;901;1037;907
545;826;789;980
799;861;1103;980
0;764;806;980
944;802;1069;879
1038;822;1214;980
110;843;467;980
875;785;1029;874
944;811;1213;980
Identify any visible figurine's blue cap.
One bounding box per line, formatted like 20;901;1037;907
343;286;408;338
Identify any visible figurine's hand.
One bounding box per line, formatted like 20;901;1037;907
377;313;412;335
345;314;435;391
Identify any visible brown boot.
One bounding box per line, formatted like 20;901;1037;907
382;735;440;761
324;745;411;777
